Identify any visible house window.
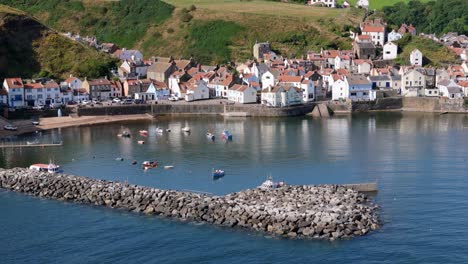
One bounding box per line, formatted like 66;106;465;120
363;92;368;95
351;92;357;96
38;94;43;99
47;88;51;91
38;88;42;92
406;81;409;85
429;91;432;94
26;89;32;93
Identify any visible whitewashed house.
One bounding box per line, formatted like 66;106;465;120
361;20;386;46
227;84;257;104
261;70;279;89
331;75;347;101
307;0;336;8
300;79;315;103
208;74;234;98
61;76;82;90
438;79;463;99
261;85;302;107
185;80;209;102
356;0;369;8
332;75;375;101
383;42;398;60
353;59;372;74
3;78;25;108
410;49;423;66
387;30;403;42
401;69;426;97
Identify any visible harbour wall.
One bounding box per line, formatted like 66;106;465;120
0;168;380;240
76;104;314;117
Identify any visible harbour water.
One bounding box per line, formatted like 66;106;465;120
1;113;468;263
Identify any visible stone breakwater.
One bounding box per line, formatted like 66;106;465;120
0;168;380;240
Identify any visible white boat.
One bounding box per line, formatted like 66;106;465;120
138;140;145;144
164;165;174;169
182;126;191;132
206;132;215;140
166;129;171;132
155;127;164;134
139;130;148;136
259;176;284;190
26;139;39;145
29;162;60;173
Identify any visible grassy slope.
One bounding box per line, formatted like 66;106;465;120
144;1;364;63
396;36;459;66
1;0;364;64
0;5;116;79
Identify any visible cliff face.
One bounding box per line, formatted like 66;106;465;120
0;9;116;79
0;12;44;78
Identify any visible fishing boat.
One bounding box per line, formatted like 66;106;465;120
139;130;148;136
115;157;124;161
206;132;215;140
26;139;39;145
138;140;145;144
221;130;233;140
164;165;174;169
142;161;158;169
155;127;164;134
182;126;191;133
212;169;225;179
166;129;171;132
29;162;60;173
259;176;284;189
118;131;131;138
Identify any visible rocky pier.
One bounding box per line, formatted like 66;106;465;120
0;168;380;240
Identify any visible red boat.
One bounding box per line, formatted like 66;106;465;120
142;161;158;169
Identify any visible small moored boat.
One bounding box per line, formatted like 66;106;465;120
221;130;233;140
155;127;164;134
138;140;145;144
139;130;148;136
164;165;174;169
259;176;284;190
206;132;215;140
118;131;131;138
26;139;39;145
166;129;171;132
29;162;60;173
182;126;191;133
142;161;158;169
212;169;225;179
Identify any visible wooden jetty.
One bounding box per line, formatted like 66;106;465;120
0;142;63;149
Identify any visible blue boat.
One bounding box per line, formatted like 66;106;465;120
221;130;233;141
212;169;225;179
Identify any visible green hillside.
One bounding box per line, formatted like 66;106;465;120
0;0;364;64
396;35;459;66
0;6;116;79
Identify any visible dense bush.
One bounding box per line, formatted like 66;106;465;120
383;0;468;35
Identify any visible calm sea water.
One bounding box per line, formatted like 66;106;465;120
1;113;468;263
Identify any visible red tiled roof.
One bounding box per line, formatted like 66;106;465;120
87;79;111;86
4;78;23;88
24;83;43;89
362;26;385;33
44;81;59;88
457;81;468;87
65;77;78;83
279;75;302;83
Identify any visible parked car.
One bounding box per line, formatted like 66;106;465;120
168;96;179;101
67;101;77;105
121;99;133;105
81;100;91;105
32;121;40;126
133;99;143;104
32;104;45;110
3;124;18;131
112;98;121;103
50;102;63;109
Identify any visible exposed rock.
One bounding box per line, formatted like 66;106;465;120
0;168;381;241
